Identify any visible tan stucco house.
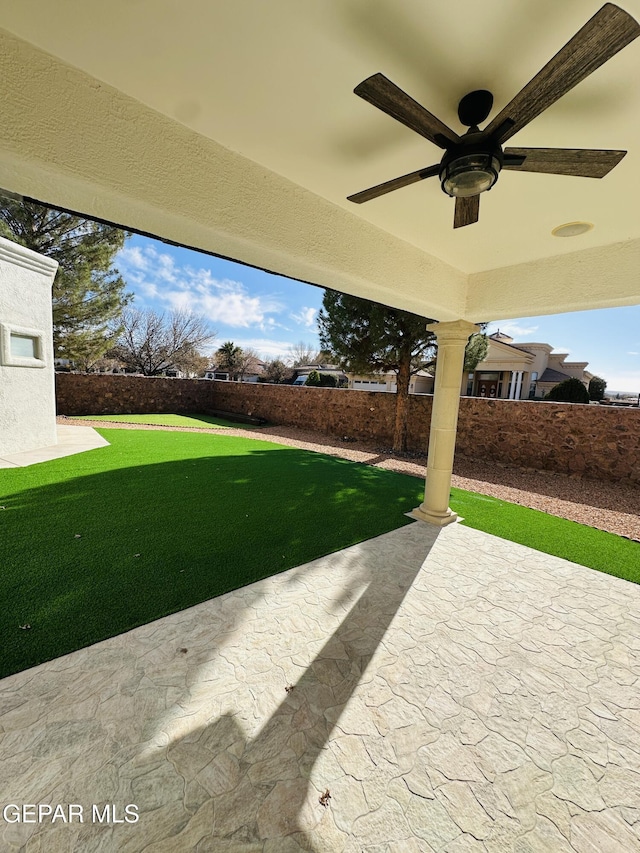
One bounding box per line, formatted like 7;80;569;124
346;331;594;399
466;331;594;399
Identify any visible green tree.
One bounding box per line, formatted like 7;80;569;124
0;198;131;364
216;341;243;380
463;332;489;372
588;375;607;401
318;290;438;452
545;377;590;404
305;369;322;386
319;373;338;387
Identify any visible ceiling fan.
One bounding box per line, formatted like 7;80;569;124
347;3;640;228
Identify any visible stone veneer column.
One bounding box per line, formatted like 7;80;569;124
412;319;479;526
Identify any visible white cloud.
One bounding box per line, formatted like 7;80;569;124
627;351;639;356
139;280;159;299
118;246;149;270
116;245;284;328
227;337;296;360
290;307;317;329
485;320;539;339
258;317;288;334
156;252;178;284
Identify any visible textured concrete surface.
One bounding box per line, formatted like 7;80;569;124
0;425;108;468
1;522;640;851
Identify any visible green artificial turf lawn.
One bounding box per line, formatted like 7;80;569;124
0;428;422;678
1;428;638;679
73;413;257;429
449;487;640;585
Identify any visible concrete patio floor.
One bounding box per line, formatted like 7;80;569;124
0;425;109;468
1;522;640;852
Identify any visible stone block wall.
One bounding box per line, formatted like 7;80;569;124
208;380;408;444
455;397;640;484
55;373;212;415
56;373;640;483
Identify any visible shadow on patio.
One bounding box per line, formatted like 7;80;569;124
2;521;640;851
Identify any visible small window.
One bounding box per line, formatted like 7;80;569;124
1;324;46;368
10;334;38;359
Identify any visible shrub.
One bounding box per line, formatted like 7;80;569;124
319;374;338;387
588;375;607;401
545;377;590;404
305;370;322;386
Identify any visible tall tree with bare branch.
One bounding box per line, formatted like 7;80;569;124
112;308;215;376
236;347;263;381
288;341;320;367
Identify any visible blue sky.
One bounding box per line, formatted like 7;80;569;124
116;233;640;394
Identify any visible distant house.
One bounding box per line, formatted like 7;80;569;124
291;363;347;386
204;368;232;381
341;332;594;400
347;369;433;394
465;332;593;400
204;357;266;383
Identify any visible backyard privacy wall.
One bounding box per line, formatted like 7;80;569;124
56;374;640;484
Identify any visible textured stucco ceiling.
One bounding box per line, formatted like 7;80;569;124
0;0;638;321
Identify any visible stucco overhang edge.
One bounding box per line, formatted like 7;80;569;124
466;238;640;321
0;29;466;322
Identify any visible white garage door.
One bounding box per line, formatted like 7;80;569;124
353;380;389;392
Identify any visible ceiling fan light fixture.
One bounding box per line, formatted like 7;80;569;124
440;153;500;198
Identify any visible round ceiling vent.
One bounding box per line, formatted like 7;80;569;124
551;221;594;238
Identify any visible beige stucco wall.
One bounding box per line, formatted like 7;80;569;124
547;354;588;383
517;344;552;374
474;340;533;374
0;238;58;455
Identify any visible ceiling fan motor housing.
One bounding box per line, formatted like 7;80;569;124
439;131;504;198
457;89;494;128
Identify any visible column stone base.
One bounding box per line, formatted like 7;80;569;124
410;504;459;526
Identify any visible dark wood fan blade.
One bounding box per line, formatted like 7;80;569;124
503;147;627;177
355;73;460;149
347;164;441;203
486;4;640;144
454;195;480;229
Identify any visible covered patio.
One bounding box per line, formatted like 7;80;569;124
1;1;639;848
2;522;640;851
